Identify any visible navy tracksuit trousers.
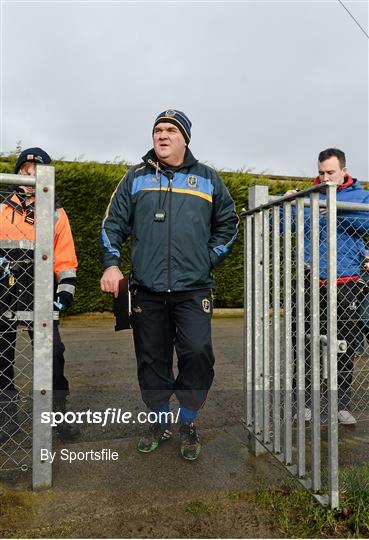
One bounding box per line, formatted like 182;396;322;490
131;288;215;412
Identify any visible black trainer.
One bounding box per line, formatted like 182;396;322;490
137;422;172;453
179;422;201;461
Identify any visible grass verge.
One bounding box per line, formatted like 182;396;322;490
0;484;37;536
246;461;369;538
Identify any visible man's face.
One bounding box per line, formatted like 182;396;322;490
18;161;36;198
318;156;347;185
153;123;186;166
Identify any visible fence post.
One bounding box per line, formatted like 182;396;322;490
326;183;339;509
295;197;306;478
310;192;322;492
262;208;270;445
283;201;293;465
32;165;54;489
272;206;281;454
244;215;253;427
247;185;269;456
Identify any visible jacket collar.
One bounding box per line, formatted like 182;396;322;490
313;175;356;192
3;192;30;215
142;147;198;176
4;189;61;211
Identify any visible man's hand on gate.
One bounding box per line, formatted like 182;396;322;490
100;266;124;298
363;262;369;272
285;190;299;197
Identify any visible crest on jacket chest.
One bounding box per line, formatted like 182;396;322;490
187;175;198;188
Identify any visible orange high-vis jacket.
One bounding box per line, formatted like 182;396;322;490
0;192;77;313
0;193;77;277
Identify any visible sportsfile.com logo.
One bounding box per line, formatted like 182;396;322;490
40;408;181;428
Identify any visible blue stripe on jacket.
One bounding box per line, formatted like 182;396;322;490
132;172;214;197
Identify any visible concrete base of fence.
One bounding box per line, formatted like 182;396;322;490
247;431;268;456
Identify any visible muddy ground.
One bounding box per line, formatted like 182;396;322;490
0;315;368;538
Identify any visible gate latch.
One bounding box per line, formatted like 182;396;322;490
320;335;347;380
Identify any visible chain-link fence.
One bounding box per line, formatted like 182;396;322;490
0;167;54;489
0;225;34;471
243;183;369;509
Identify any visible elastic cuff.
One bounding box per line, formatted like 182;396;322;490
209;250;219;268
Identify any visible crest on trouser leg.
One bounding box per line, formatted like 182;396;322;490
202;298;211;314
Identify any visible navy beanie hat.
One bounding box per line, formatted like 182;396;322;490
14;147;51;174
153;109;192;144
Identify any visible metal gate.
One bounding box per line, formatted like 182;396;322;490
242;183;369;509
0;165;54;489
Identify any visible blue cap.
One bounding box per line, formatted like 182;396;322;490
14;147;51;174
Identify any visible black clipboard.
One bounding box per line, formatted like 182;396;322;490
113;277;132;331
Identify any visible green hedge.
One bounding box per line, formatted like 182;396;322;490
0;155;311;311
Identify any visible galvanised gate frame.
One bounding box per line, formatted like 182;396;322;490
0;165;54;489
241;182;369;509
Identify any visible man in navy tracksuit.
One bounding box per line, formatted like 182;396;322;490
100;110;238;459
288;148;369;424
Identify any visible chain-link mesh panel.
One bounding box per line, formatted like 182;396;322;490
334;210;369;422
244;184;342;508
285;203;369;426
279;192;340;500
245;185;369;508
0;187;34;471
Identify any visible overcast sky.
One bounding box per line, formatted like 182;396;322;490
1;0;368;179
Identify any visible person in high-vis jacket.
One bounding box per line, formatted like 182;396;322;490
0;147;79;443
100;110;238;460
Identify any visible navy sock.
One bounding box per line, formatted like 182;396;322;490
154;401;171;424
179;405;197;424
